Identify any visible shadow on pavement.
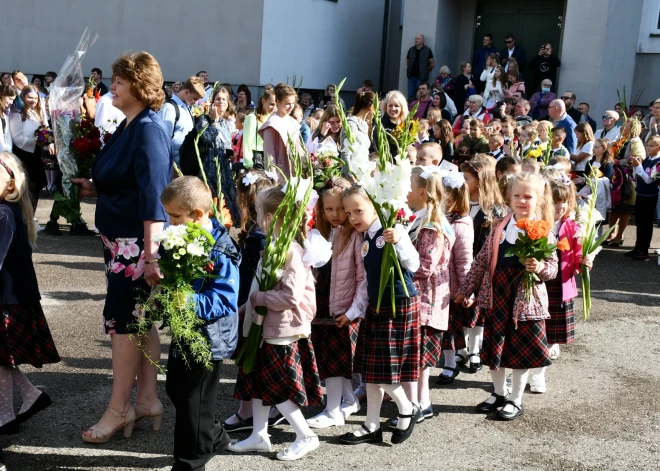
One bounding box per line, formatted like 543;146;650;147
39;261;106;272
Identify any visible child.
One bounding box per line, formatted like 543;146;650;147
537;120;553;152
222;169;276;433
521;158;540;174
305;116;319;135
438;171;474;384
306;177;364;429
416;142;442;166
0;152;60;435
406;145;418;165
458;119;489;161
161;176;241;469
626;136;660;261
500;117;519;153
487;133;505;161
232;111;247;162
495;156;521;181
591;138;614;181
458;159;506;373
403;169;455;416
454;118;470;149
548;155;572;176
229;186;322;460
416;119;431;145
489;119;503;134
520;125;542;158
339;185;421;445
456;172;558;420
550;127;569;157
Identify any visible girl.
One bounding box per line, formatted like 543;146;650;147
520;125;542;158
429;93;452;122
456;173;558;420
458;159;506;373
242;90;276;170
485;66;506;110
0;152;60;434
537;120;553;151
340;91;375;176
229;186;322;461
339;185;421;445
209;86;237;146
454;118;470;149
222;169;276;432
433;119;455;163
306;177;365;429
506;71;525;97
439;172;474;384
307;105;342;154
591;138;614;181
258;84;303;179
571;123;595;176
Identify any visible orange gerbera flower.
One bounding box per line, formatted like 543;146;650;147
557;237;571;251
516;218;550;240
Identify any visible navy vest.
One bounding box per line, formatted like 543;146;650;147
0;201;41;304
362;228;417;306
636;157;660;197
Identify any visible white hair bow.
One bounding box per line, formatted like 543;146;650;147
443;171;466;189
242;173;259;186
555;173;571;185
264;170;278;181
420;166;447;180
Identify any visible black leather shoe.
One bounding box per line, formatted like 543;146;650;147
475;393;508;413
221;412;254;433
497;400;524;421
268;411;288;427
391;404;422;444
468;354;483;373
44;220;62;236
0;419;19;435
455;352;468;366
70;222;97;236
16;392;52;424
624;248;640;258
437;367;460;385
339;425;383;445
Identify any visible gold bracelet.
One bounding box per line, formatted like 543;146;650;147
145;259;159;265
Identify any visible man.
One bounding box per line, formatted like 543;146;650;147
406;33;435;101
529;42;561;92
91;68;108;97
10;70;27;112
559;91;581;124
577;102;597;133
500;34;526;73
159;77;206;166
511;90;526;104
642;98;660;142
357;79;374;94
513;99;532;125
301;93;315;118
594;110;621;141
197;70;212;101
409;82;433;119
474;34;499;92
44;71;57;93
548;99;577;154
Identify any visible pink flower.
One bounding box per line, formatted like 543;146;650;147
108;260;126;273
105;319;116;334
116;238;140;259
125;253;145;281
101;235;118;259
132;304;145;320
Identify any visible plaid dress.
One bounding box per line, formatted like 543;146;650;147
420;326;443;368
233;338;323;407
545;250;575;345
360;297;421;384
442;303;467;351
0;303;60;368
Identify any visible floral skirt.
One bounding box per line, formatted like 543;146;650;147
0;303;61;368
101;235;148;335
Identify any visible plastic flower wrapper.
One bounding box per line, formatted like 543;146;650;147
235;135;314;373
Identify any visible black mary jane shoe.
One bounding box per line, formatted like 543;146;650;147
437;367;460;385
0;419;19;435
221;412;254;433
475;393;508;413
468;354;483;373
391;404;422;445
267;411;288;427
497;401;524;421
455;352;468;366
338;424;383;445
16;392;52;424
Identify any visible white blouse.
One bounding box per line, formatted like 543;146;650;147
9;110;47;153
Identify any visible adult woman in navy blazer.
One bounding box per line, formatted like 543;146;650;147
73;52;173;444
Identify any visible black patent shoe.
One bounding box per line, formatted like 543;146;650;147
0;419;19;435
268;410;288;427
468;354;483;373
497;400;524;421
70;222;97;236
17;392;52;424
222;412;254;433
437;367;460;385
475;393;508;413
338;425;383;445
44;220;62;236
391;404;422;445
455;351;468;366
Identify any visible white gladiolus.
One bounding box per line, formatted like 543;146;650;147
282;177;312;203
303;229;333;268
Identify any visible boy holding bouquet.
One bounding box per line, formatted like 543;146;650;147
160;176;241;471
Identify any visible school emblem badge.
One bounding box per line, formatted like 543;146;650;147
361;240;369;258
376;236;386;248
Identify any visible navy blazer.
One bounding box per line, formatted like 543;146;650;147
91;108;173;238
553;114;578;155
500;46;527;67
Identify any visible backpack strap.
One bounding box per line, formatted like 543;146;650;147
166;98;180;139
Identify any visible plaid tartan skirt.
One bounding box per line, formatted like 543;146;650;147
462;304;485;328
233;338;323;407
0;303;61;368
545;276;575;345
420;325;443;368
360;297;420;384
310;321;360;380
442;303;467;351
481;268;551;370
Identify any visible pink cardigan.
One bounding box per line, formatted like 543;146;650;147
258;113;302;180
557;218;583;302
253;241;316;339
448;215;474;296
329;229;366;316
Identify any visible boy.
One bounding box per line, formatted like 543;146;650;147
548;155;572;176
458;119;489;161
495;156;521;180
520;157;540;173
487;133;505;161
416;141;442;166
416;119;431;145
161;176;241;471
550;127;569;158
407;145;418;165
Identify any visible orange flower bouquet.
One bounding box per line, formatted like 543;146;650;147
504;218;558;302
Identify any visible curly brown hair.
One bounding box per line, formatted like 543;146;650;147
111;52;165;111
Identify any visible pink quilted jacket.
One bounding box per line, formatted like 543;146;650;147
448;215;474;296
557;218;583;302
329;230;366;316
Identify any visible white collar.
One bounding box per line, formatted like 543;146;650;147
366;219;383;239
503;215;528;244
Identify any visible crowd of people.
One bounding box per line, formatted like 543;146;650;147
0;31;659;471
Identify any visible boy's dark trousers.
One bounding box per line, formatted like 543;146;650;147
634;194;659;254
166;345;230;471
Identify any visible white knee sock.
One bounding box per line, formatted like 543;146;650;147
324;377;343;414
352;383;383;437
468;327;484;360
341;378;356;404
442;350;456;376
381;384;413;430
532;366;546;379
0;367;15;426
510;369;529;406
417;367;431;409
462;327;470;353
402;381;419;406
225;400;253;424
236;399;270;446
276;400;316;440
10;368;41;414
484;368;507;404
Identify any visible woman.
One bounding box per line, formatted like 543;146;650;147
433;118;455;162
507;71;525;97
484;66;506;109
236;84;254;112
375;90;409;157
429;92;452;122
9;85;52;210
242;89;276;169
479;54;499;93
570;122;595;176
319;83;345;110
307;105;341;154
340;91;374;173
171;82;183;95
529;79;556;120
452;95;491;135
258;83;303;179
0;86;16;153
1;73;12;87
434;65;455;99
72;52;172;444
454;62;476;114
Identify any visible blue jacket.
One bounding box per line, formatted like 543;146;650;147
553;114;578;154
190;218;241;360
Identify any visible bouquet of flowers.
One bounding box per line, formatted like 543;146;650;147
395;207;416;228
235;137;313;373
86;76;101;101
650;162;660;180
504;218;557;302
133;223;217;369
34;126;54;148
310;149;342;189
542;129;554;167
70;115;109;179
389;114;420;160
524;146;543;160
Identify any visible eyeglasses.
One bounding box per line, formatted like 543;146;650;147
505;40;514;44
602;115;613;120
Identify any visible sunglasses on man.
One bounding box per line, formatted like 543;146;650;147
602;115;613;120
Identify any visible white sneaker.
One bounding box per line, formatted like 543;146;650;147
276;435;320;461
549;344;560;360
306;410;345;429
340;399;361;419
227;434;273;453
529;373;546;394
